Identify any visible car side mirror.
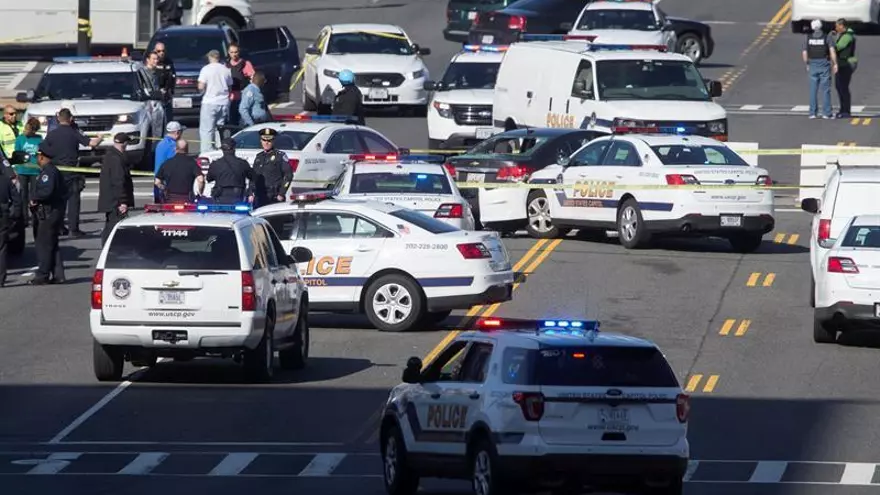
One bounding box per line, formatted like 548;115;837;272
661;23;674;31
10;151;30;164
16;90;33;103
305;45;320;56
418;46;431;55
801;198;820;214
289;246;313;263
423;80;436;91
402;356;422;384
707;80;722;98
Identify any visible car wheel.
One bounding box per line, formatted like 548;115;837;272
526;190;564;239
364;274;424;332
813;312;836;344
280;302;309;370
381;423;420;495
728;233;763;253
244;309;275;382
617;199;651;249
470;437;506;495
810;275;816;307
303;77;317;111
676;33;703;64
650;477;684;495
131;353;158;368
93;339;124;382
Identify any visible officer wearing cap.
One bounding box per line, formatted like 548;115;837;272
206;138;254;204
30;141;67;285
250;128;293;208
97;133;135;246
332;69;365;125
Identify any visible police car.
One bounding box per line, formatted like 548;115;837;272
524;126;775;252
425;45;504;150
301;23;432;115
569;0;677;53
252;192;514;332
197;114;402;197
379;317;689;495
17;56;165;170
89;203;311;383
333;154;476;231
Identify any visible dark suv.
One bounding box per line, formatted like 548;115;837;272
444;0;514;42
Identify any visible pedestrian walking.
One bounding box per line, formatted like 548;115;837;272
206;138;254;204
802;19;838;119
0;105;23;160
154;121;185;201
154;42;177;124
30;141;66;285
0;160;21;288
833;18;857;118
226;43;255;127
198;50;233;154
250;128;292;209
155;139;205;203
13;117;43;225
239;71;271;127
97;134;135;246
156;0;183;28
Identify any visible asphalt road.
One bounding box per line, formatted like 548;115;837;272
4;0;880;494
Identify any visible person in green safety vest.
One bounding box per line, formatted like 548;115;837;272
13;117;42;230
0;105;23;160
833;18;858;119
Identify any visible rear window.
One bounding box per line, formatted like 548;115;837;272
469;134;549;156
533;346;678;387
351;172;453;194
651;145;748;166
388;209;460;234
841;225;880;247
104;226;241;270
834;184;880;217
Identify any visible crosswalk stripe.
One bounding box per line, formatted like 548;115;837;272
25;452;81;475
840;463;876;485
298;453;347;476
117;452;168;475
208;453;259;476
749;461;787;483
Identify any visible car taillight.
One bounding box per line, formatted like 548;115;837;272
512;391;544;421
175;77;194;86
818;219;831;242
435;203;464;218
288;158;299;173
497;164;534;182
665;174;700;185
676;393;690;423
828;256;859;273
91;269;104;310
241;271;256;311
444;163;456;177
456;242;491;259
508;15;526;30
756;175;772;186
473;13;481;25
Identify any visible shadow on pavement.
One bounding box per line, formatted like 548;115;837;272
136;356;377;385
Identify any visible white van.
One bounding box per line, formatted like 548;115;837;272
801;165;880;306
491;36;727;139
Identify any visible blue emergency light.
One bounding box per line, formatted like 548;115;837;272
520;34;597;42
461;44;509;53
274;114;361;125
143;203;251;213
586;43;668;52
612;125;697;135
477;318;600;333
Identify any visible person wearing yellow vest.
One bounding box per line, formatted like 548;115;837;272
0;106;23;160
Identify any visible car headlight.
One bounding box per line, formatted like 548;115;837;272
36;115;47;125
116;113;139;124
707;119;727;134
433;101;453;119
323;69;340;78
411;69;426;79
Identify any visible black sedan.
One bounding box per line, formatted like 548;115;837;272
466;0;714;64
445;127;604;231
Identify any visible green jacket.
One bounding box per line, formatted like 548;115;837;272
835;28;857;66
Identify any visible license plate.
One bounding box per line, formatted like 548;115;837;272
599;407;629;424
482;35;494;44
467;11;477;20
467;173;485;182
159;291;184;304
875;303;880;317
720;215;742;227
475;128;494;139
369;88;389;99
172;97;192;109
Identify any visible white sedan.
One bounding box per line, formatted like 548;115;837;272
332;154;477;230
569;1;677;53
196;114;401;197
252;192;514;332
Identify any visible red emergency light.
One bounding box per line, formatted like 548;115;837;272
290;191;334;202
349;153;399;162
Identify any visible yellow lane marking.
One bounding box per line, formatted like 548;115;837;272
685;374;720;393
727;1;791;91
768;0;793;25
773;233;799;244
851;118;872;126
837;141;857;147
746;272;775;287
719;319;751;337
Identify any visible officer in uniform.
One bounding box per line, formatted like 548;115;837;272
250;128;293;209
206;138;254;204
332;69;365;125
802;19;839;119
0;157;21;287
30;141;67;285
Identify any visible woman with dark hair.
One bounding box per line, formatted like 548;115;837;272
13;117;43;230
226;42;255;126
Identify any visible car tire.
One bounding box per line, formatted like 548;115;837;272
650;477;684;495
810;275;816;308
728;233;763;253
526;190;566;239
303;77;317;111
470;437;506;495
364;274;424;332
381;423;420;495
93;339;124;382
244;309;275;383
813;313;836;344
428;138;445;150
280;302;309;370
676;33;703;64
617;199;651;249
791;20;806;34
131;353;158;368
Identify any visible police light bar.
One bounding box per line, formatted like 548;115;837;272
349;153;398;162
612;125;696;135
53;56;131;63
353;154;446;164
290;191;334;202
274;114;361;124
143;203;252;213
520;34;597;42
476;317;600;332
461;44;509;52
587;44;668;52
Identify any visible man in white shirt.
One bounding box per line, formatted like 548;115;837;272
197;49;233;153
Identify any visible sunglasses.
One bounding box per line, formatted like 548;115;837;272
260;138;273;143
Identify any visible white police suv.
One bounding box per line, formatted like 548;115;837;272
569;0;677;53
198;114;402;196
425;45;504;150
379;317;690;495
301;24;432;115
90;203;311;383
19;56;165;170
333;153;476;230
523;126;775;252
253;192;513;332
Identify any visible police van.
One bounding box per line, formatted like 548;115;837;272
491;35;727;139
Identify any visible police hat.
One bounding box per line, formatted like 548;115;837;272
259;128;277;140
37;141;54;158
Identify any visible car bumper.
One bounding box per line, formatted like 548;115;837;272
496;453;688;482
646;213;775;236
426;281;513;312
443;27;470;43
90;313;263;350
321;77;429;107
463;187;529;228
467;29;519;45
792;2;872;23
428;110;495;145
816;303;880;329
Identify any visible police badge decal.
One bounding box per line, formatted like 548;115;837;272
111;278;132;300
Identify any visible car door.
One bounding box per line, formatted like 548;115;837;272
357;129;399;154
295;130;366;189
253;223;293;336
554;139;612;222
594;140;643;222
264;223;300;337
654;7;677;51
238;26;300;100
304;28;330;100
567;59;598;130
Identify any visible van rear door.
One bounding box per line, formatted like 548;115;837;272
831;183;880;242
238;26;300;100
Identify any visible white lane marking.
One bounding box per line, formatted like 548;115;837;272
46;441;345;446
791;105;810;112
839;463;876;485
298;453;347;476
117;452;168;475
25;452;82;474
740;104;762;110
852;105;865;112
683;460;699;481
208;453;259;476
749;461;788;483
6;61;36;90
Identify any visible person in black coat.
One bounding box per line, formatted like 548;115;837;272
155;139;205;203
250;128;292;208
30;141;67;285
0;162;21;287
154;41;177;124
206;138;254;204
97;134;135;246
156;0;183;28
332;69;366;125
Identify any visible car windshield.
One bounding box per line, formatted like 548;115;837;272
326;32;414;55
33;72;140;101
148;34;227;64
440;62;500;89
350;172;453;194
104;226;241;270
651;145;749;166
388;209;460;234
233;130;316;151
596;60;710;101
468;134;549;155
841;225;880;247
577;9;659;31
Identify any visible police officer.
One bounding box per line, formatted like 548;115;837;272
206;138;254;204
97;134;135;246
250;128;293;209
154;42;177;124
802;19;839;119
0;158;21;287
30;141;66;285
155;139;205;203
332;69;365;125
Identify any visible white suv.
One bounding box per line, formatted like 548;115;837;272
379;318;690;495
90;203;311;383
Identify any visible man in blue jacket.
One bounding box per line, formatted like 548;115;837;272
153;121;184;201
